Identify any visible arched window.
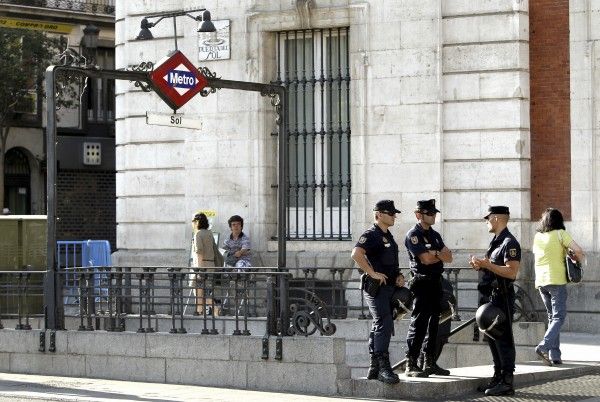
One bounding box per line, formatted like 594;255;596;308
4;148;31;214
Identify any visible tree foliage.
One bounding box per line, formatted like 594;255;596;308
0;27;63;211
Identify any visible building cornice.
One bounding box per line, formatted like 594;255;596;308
0;4;114;26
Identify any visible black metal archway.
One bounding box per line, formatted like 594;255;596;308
44;61;288;329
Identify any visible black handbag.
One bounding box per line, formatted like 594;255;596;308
565;254;583;283
559;231;583;283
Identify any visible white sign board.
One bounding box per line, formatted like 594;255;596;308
146;113;202;129
198;20;230;61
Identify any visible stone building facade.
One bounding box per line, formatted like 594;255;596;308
0;0;117;248
114;0;600;331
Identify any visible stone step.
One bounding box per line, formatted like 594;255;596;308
338;362;599;400
348;342;538;378
331;318;545;344
336;317;545;377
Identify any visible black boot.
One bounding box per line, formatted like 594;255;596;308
376;353;400;384
366;353;379;380
477;369;501;392
405;356;428;378
423;355;450;376
417;352;424;370
485;371;515;396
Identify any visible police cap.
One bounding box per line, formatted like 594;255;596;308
415;199;440;214
373;199;401;213
483;205;510;220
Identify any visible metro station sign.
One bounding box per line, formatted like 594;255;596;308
150;50;208;111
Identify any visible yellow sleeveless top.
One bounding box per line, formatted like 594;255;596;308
532;229;572;287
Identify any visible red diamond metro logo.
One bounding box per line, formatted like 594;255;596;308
150;50;208;111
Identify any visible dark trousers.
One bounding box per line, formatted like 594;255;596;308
422;316;451;360
486;291;516;372
406;277;442;359
365;284;395;354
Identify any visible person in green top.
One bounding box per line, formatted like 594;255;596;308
532;208;584;365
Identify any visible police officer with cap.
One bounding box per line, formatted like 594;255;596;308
470;206;521;396
404;199;453;377
351;200;404;384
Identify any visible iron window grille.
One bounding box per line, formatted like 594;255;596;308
84;47;115;124
274;27;351;240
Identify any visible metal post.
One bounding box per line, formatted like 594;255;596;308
44;67;62;330
172;17;178;51
277;88;288;269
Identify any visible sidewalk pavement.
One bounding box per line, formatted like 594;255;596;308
0;332;597;402
561;332;600;362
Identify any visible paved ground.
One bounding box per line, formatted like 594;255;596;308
446;368;600;402
0;332;597;402
0;368;599;402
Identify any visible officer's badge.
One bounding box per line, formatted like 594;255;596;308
411;236;418;245
509;248;517;257
382;237;389;243
359;236;367;244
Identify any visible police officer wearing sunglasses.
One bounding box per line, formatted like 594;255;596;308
404;199;453;377
351;200;404;384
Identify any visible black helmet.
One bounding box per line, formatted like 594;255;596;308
476;302;506;340
440;278;456;321
391;287;413;319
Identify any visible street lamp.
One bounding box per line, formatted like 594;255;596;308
135;8;216;51
81;23;100;65
82;24;100;49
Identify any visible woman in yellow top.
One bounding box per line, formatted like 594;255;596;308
532;208;584;365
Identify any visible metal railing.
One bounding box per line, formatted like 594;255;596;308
0;266;539;335
0;0;115;15
0;270;45;330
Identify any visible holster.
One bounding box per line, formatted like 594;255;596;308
407;272;432;290
360;273;380;297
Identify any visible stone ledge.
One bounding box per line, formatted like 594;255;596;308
0;329;349;395
339;362;599;400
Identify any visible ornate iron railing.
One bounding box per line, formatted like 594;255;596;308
0;266;539;336
0;0;115;15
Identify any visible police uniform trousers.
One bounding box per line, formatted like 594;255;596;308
487;289;516;373
406;275;442;359
422;315;451;361
365;284;395;354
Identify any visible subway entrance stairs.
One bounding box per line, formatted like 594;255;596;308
335;317;600;399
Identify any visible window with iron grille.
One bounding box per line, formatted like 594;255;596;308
274;28;351;240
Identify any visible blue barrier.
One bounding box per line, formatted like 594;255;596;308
57;240;111;304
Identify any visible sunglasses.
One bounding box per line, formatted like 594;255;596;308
380;211;397;217
421;211;437;217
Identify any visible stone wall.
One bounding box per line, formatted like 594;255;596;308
113;0;600;332
0;329;348;395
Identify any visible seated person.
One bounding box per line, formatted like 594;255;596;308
223;215;251;270
221;215;253;315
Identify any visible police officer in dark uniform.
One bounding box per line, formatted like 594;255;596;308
470;206;521;396
351;200;404;384
404;199;453;377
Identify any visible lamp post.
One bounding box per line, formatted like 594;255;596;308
135;8;216;51
82;24;100;65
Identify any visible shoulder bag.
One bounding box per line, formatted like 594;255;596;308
558;230;583;283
